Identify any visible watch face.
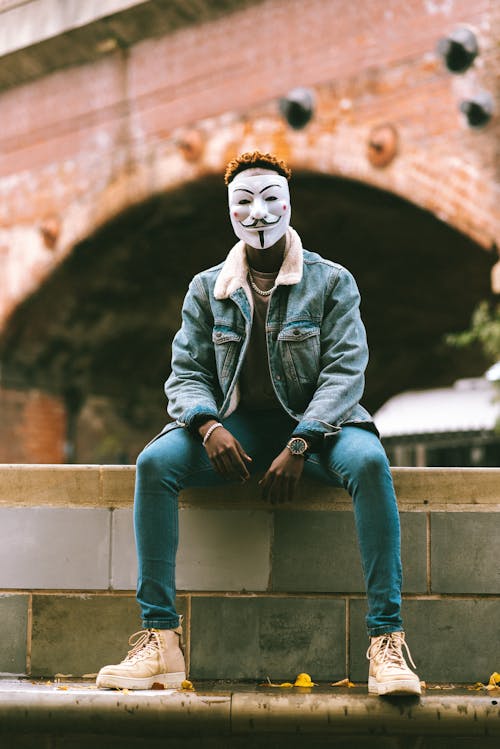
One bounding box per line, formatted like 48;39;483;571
288;437;307;455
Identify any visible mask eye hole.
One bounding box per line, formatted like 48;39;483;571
265;196;278;202
237;199;251;205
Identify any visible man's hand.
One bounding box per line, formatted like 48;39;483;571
259;447;305;504
199;420;252;482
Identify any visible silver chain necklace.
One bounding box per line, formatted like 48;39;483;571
248;269;276;297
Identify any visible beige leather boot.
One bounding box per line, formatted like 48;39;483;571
367;631;421;696
96;623;186;690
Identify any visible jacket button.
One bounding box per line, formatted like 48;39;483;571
215;332;222;338
293;329;300;335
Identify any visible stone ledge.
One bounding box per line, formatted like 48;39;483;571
0;465;499;508
0;680;497;742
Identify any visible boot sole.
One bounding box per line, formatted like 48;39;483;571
368;676;421;696
96;671;186;690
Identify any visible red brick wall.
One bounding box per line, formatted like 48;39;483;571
0;0;498;462
0;388;162;463
0;388;66;463
1;0;498;330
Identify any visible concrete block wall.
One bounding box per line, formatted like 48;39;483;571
0;466;498;683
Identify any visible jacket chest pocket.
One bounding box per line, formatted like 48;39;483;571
277;323;321;385
212;328;243;380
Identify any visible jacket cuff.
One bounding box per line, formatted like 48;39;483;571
180;405;219;435
292;419;340;439
292;419;341;452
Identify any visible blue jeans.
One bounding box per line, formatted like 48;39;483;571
134;407;403;637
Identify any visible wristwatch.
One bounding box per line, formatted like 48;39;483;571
286;436;309;457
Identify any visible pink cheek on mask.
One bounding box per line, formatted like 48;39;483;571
282;204;287;212
233;211;240;218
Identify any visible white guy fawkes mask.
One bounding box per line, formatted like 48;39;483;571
228;169;291;249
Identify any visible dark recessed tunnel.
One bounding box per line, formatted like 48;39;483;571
0;173;494;456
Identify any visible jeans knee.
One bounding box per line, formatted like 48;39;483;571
136;445;163;480
362;446;389;474
345;444;390;485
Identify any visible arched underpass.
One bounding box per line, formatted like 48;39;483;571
0;174;495;462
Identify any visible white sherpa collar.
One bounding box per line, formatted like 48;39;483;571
213;227;303;300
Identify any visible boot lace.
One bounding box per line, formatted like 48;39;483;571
123;629;161;664
366;632;416;669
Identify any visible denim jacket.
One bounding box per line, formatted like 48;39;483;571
163;227;374;443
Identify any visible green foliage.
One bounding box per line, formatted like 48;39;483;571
445;301;500;363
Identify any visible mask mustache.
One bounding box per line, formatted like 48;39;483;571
241;216;281;228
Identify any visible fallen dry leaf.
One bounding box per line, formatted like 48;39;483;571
331;678;356;688
259;673;316;688
259;679;293;687
56;686;69;691
181;679;195;691
467;673;500;693
262;677;286;687
486;673;500;695
151;682;165;690
294;673;316;687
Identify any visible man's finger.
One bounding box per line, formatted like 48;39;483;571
226;453;244;480
217;453;234;479
230;450;250;481
236;442;253;463
211;456;226;477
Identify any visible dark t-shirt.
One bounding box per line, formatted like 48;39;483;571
239;268;281;410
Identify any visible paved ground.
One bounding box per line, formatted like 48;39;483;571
0;678;498;748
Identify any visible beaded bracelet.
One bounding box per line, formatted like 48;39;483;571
202;422;223;446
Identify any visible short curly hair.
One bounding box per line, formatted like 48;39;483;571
224;151;291;185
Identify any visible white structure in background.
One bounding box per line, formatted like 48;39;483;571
374;364;500;467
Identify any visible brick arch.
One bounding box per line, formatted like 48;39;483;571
51;106;496;263
1;100;497;337
170;112;497;254
2;162;492;401
0;162;493;463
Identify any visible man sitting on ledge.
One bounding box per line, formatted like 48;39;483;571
97;151;421;696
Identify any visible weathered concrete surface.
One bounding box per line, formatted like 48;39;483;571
1;465;499;508
0;680;497;743
0;679;231;737
0;466;497;684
